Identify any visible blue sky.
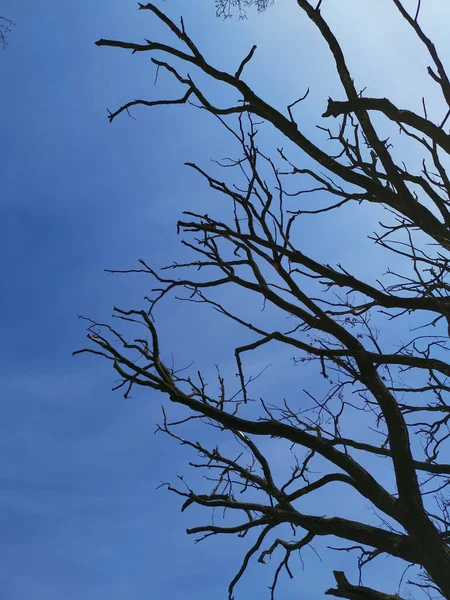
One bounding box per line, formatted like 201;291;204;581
1;1;450;598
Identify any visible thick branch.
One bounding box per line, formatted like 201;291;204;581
326;571;405;600
323;97;450;154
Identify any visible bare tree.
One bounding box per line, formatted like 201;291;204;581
0;17;14;50
215;0;274;18
77;2;450;599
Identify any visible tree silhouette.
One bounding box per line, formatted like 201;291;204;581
0;17;14;50
77;2;450;598
215;0;274;18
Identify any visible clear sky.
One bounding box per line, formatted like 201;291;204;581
1;1;450;599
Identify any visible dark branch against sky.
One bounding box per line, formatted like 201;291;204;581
3;0;450;598
83;1;450;599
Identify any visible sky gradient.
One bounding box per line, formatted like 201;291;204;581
1;1;450;598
